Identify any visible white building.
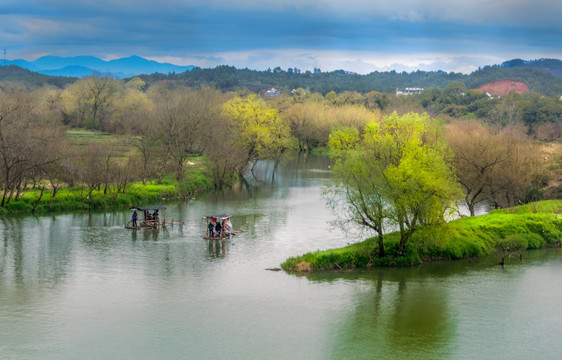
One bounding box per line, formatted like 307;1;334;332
396;87;424;96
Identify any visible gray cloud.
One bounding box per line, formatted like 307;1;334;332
0;0;560;74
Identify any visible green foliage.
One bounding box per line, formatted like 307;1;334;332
325;111;461;255
223;94;295;163
282;200;562;271
180;167;213;194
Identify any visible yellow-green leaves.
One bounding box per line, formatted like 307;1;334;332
325;111;462;255
223;94;294;164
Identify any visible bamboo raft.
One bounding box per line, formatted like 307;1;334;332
125;205;184;229
203;214;242;240
203;229;243;240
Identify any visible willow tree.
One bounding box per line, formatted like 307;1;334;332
222;94;294;173
324;112;461;255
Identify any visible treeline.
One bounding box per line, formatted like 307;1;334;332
137;64;562;96
3;60;562;96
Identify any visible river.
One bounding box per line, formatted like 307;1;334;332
1;154;561;359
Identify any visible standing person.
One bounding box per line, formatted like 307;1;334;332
225;218;233;234
132;211;138;227
215;220;222;238
208;220;215;238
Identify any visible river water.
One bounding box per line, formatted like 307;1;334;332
1;155;561;359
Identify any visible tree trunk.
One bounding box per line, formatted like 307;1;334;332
377;233;385;258
6;184;15;205
467;202;475;217
32;186;45;213
15;179;23;201
1;187;8;207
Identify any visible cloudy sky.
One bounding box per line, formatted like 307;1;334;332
1;0;561;74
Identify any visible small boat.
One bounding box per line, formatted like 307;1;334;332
125;205;183;229
203;214;242;240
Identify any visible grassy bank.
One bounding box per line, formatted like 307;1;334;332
0;157;214;216
281;200;562;271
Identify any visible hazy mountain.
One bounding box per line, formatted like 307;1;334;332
39;65;91;78
5;55;194;78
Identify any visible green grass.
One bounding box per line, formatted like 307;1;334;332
281;200;562;271
0;156;215;215
67;129;132;153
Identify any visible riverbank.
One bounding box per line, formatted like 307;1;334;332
0;157;214;216
281;200;562;271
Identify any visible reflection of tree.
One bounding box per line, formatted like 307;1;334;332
386;275;453;358
304;269;455;359
242;153;331;189
1;215;74;302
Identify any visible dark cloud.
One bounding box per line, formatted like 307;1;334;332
1;0;560;73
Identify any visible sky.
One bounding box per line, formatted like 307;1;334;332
1;0;561;74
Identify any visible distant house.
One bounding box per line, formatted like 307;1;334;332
264;87;280;97
396;87;424;96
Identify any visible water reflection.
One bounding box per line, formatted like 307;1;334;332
206;239;229;258
305;268;457;359
2;154;560;359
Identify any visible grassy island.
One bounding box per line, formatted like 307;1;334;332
281;200;562;271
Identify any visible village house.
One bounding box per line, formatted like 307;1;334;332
395;87;424;96
264;87;280;97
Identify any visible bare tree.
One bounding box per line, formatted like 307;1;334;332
62;76;121;130
447;120;542;215
148;85;225;182
0;87;67;207
77;142;112;210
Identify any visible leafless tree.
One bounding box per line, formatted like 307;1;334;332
0;87;68;207
447;120;543;215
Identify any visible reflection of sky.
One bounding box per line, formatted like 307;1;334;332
2;0;561;73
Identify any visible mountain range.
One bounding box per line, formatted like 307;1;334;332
4;55;194;78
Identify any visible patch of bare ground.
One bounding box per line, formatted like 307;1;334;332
478;80;529;96
295;261;311;272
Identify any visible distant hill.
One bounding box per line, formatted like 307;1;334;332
5;55;194;79
0;65;76;88
478;80;529;96
465;65;562;96
2;57;562;96
502;58;562;77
